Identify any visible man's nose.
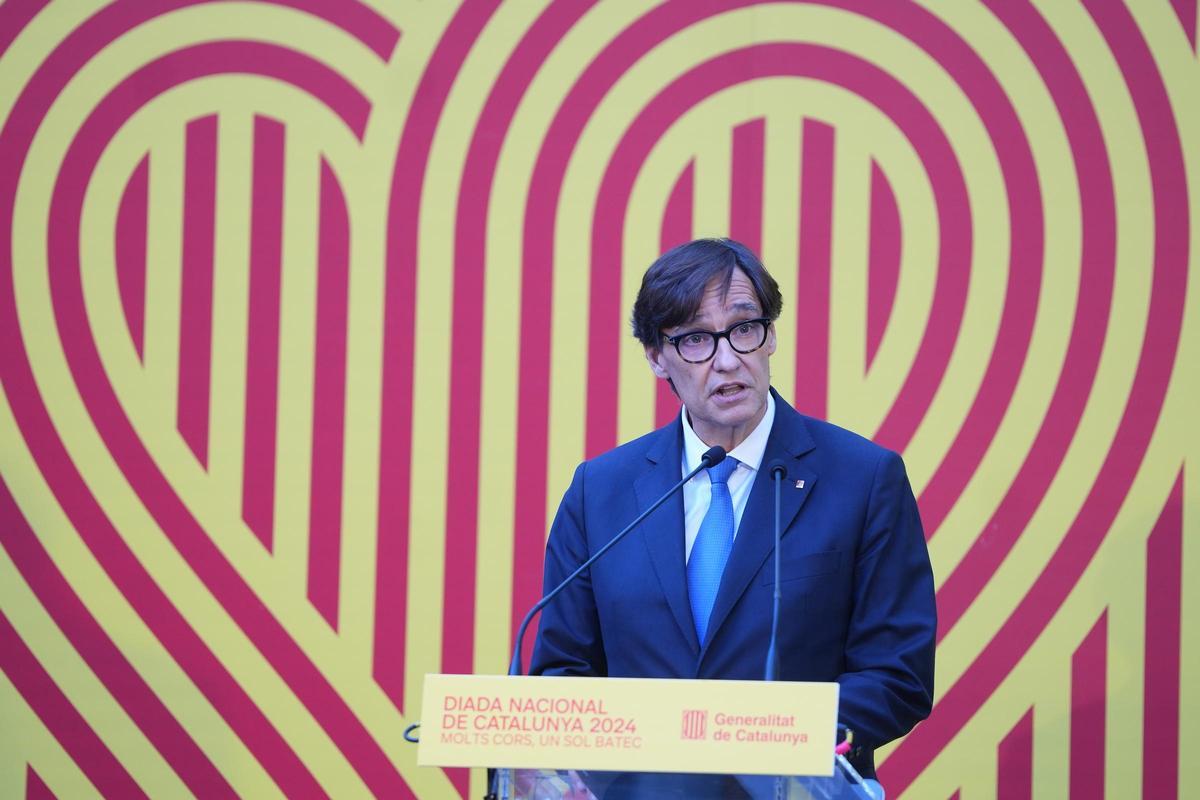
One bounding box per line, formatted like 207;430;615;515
711;336;740;370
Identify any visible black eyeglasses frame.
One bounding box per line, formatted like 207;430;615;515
662;317;772;364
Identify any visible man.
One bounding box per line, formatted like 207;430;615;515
530;238;935;789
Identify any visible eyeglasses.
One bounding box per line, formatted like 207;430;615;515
662;318;771;364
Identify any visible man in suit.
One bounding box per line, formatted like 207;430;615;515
530;238;936;790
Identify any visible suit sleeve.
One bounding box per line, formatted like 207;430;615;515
836;449;936;754
529;462;608;677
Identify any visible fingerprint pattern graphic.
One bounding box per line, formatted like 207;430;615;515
0;1;1196;798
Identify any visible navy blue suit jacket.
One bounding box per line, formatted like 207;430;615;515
530;390;936;777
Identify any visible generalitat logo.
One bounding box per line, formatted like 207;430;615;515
681;709;707;740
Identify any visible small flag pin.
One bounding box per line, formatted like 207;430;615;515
795;480;805;489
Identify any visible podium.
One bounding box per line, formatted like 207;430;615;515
499;767;881;799
416;674;883;800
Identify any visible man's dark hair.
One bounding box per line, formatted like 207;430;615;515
630;238;783;348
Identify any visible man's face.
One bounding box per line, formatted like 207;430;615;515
645;269;776;451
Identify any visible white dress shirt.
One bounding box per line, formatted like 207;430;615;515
681;392;776;561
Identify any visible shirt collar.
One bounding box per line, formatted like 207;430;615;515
681;392;775;474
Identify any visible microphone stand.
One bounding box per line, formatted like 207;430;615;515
764;459;787;800
763;460;787;682
488;445;728;799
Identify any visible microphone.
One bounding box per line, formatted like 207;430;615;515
763;458;788;681
701;445;727;469
508;445;727;676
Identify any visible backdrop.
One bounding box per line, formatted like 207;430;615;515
1;1;1196;798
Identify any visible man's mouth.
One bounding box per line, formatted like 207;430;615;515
712;383;747;398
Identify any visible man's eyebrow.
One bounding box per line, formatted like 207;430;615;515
679;302;763;329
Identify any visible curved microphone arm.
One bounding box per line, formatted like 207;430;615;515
508;446;727;676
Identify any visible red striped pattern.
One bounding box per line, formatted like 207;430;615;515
0;611;147;799
23;767;56;800
865;161;900;370
178;115;218;466
655;160;694;427
115;154;149;362
447;0;596;682
242;115;286;551
1143;475;1182;799
1170;0;1198;50
0;479;236;797
885;1;1189;791
375;0;501;716
0;1;1192;798
307;160;351;629
0;0;49;58
681;709;707;740
1;2;412;796
660;160;695;254
730;117;765;255
925;0;1114;636
998;709;1033;800
1070;615;1107;799
795;118;834;420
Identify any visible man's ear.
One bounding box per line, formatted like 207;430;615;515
644;345;670;379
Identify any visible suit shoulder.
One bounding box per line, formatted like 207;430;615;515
579;422;677;477
797;414;900;466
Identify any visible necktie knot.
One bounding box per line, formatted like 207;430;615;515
706;457;738;486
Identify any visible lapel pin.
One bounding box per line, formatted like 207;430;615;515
795;480;805;489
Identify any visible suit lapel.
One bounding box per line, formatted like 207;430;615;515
701;393;818;654
634;421;701;654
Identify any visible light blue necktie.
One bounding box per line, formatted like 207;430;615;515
688;457;739;644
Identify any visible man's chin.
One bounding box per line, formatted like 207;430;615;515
697;398;764;435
